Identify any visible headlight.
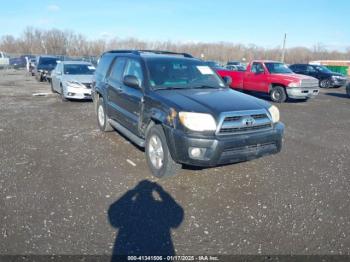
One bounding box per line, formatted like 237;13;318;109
288;81;300;87
179;112;216;131
268;105;280;123
65;81;84;88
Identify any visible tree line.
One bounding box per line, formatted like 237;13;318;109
1;27;349;64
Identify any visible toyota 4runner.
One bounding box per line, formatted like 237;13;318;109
92;50;284;177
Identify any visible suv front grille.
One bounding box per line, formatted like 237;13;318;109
217;110;272;135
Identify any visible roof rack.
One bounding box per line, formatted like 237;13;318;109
105;49;193;58
138;50;193;58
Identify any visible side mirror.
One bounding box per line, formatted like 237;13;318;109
222;76;232;86
123;75;140;88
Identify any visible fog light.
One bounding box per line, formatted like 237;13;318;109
67;92;75;96
188;147;206;159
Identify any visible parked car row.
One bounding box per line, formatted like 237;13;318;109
216;60;320;103
28;50;348;178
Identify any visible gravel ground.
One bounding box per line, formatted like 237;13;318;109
0;69;349;256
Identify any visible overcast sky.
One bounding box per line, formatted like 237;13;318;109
1;0;349;51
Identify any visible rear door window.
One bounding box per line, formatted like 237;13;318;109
306;65;317;73
109;58;126;82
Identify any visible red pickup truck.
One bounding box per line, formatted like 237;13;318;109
217;60;320;103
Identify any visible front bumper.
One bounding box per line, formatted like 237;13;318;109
286;87;319;99
164;123;284;167
331;78;347;87
65;87;92;100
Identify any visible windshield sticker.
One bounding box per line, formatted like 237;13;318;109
197;66;214;75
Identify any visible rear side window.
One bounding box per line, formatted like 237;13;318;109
109;58;126;82
95;54;115;81
306;65;317;73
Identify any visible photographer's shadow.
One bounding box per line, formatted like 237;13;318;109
108;180;184;257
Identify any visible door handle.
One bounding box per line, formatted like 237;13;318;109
107;83;122;92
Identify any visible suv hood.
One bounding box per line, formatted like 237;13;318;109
155;88;270;118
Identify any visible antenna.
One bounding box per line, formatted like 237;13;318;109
281;33;287;63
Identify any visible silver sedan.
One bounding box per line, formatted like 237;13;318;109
50;61;95;101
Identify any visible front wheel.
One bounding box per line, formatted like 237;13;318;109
145;125;180;178
270;86;287;103
60;85;67;102
320;79;331;88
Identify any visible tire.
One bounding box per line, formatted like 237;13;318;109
270;86;287;103
60;85;67;102
319;79;330;88
145;125;180;178
346;84;350;98
97;97;113;132
50;81;55;93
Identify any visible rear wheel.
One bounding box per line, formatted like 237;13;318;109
346;83;350;98
270;86;287;103
97;97;113;132
320;79;331;88
145;125;180;178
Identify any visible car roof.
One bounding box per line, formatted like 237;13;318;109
39;55;58;58
59;60;92;65
252;60;281;63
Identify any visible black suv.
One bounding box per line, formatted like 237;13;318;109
289;64;347;88
34;55;59;82
92;50;284;177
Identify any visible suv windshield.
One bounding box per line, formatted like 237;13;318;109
315;65;333;74
146;58;226;90
40;57;57;66
265;62;293;74
64;64;95;75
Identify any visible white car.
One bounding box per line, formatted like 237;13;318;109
0;51;10;68
50;61;95;101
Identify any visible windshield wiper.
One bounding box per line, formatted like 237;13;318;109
189;85;222;89
154;86;188;91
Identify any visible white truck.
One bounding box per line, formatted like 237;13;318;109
0;51;10;68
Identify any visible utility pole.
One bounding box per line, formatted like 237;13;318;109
281;33;287;63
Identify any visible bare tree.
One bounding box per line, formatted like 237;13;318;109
1;27;349;63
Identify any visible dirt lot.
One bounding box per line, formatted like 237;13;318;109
0;69;349;256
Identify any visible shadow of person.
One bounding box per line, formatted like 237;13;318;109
108;180;184;258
